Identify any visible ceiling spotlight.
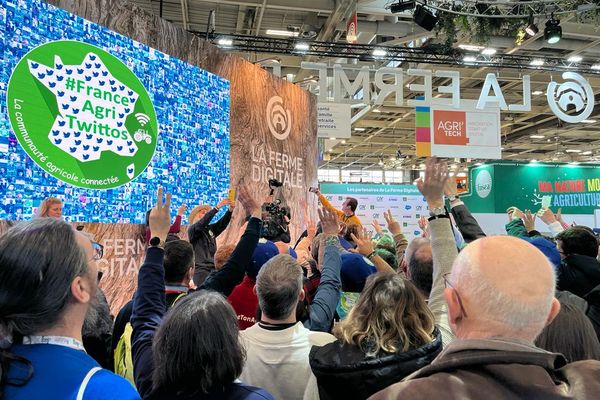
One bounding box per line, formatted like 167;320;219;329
458;44;484;51
566;149;582;153
567;55;583;63
530;59;544;66
463;55;477;62
266;29;299;37
482;48;496;55
530;135;545;139
544;16;562;44
413;5;438;31
372;108;382;113
582;119;597;124
582;151;593;155
217;38;233;46
532;90;544;95
390;0;416;13
295;42;310;51
592;64;600;70
372;48;387;57
525;13;538;36
354;127;366;131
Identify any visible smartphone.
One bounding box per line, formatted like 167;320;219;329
228;188;237;202
309;187;319;194
76;225;85;231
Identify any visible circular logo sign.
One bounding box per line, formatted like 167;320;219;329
475;169;492;199
266;96;291;140
547;72;594;124
7;40;158;189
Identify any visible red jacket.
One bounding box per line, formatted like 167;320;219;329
227;275;259;330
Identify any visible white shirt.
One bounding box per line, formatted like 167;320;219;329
239;322;336;400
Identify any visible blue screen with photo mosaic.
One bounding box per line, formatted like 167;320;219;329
0;0;230;223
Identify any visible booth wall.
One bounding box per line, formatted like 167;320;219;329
4;0;318;314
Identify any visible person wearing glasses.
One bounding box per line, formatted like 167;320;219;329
370;159;600;400
0;219;140;399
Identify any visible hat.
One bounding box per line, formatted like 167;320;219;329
523;236;561;268
340;253;377;293
247;240;280;278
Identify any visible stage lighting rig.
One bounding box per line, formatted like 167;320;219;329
389;0;416;13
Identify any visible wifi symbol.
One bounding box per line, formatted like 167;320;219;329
135;113;150;126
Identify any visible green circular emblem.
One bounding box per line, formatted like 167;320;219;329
7;40;158;189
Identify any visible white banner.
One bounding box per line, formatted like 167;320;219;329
317;103;351;138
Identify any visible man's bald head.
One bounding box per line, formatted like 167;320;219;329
446;236;560;341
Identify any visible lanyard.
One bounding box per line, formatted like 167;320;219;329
23;335;86;352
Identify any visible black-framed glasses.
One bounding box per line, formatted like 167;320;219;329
443;273;468;318
91;241;104;261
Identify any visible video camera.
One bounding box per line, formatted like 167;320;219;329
261;178;291;243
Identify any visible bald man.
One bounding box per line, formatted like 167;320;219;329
371;236;600;399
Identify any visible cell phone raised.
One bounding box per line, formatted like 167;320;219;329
309;187;319;194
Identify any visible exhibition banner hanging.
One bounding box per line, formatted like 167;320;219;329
462;162;600;215
317;102;352;138
416;100;501;159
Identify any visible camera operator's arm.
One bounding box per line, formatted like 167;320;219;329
305;208;342;332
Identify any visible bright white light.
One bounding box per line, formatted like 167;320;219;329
582;119;597;124
530;159;538;163
482;48;497;55
569;161;580;165
354;127;366;131
217;38;233;46
566;149;582;153
475;162;483;166
373;49;387;57
457;172;467;177
567;55;583;62
266;29;299;37
330;137;336;141
532;90;544;95
592;64;600;70
530;59;544;66
372;108;382;113
463;56;477;62
341;140;346;144
295;42;310;51
458;44;484;51
582;151;593;155
530;135;545;139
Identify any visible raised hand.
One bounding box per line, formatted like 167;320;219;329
523;209;536;232
150;187;172;242
371;219;383;235
177;204;187;216
418;216;429;237
507;206;524;221
383;209;401;236
539;207;558;225
416;157;449;208
237;186;260;218
444;177;459;198
217;198;232;209
307;219;317;239
350;228;375;256
318;207;339;236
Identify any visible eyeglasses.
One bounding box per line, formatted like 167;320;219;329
443;273;468;318
91;241;104;261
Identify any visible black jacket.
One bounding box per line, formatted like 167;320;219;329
557;254;600;298
188;208;232;285
450;203;486;243
309;328;442;400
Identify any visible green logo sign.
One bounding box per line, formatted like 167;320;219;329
7;40;158;189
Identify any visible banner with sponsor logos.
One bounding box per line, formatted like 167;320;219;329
320;183;429;240
1;0;317;315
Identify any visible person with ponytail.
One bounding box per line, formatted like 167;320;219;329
0;218;139;399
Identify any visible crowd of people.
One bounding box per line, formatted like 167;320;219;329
1;157;600;400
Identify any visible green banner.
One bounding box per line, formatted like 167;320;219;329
462;162;600;214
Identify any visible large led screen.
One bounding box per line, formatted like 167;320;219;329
0;0;230;223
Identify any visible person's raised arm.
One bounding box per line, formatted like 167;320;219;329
131;187;171;397
209;198;234;237
505;206;529;237
539;207;565;237
384;209;407;276
445;178;486;242
417;157;457;345
351;228;395;274
306;207;342;332
312;187;344;219
168;204;186;234
198;186;261;296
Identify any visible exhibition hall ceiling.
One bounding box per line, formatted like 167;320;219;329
130;0;600;171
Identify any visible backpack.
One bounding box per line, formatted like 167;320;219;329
113;292;187;387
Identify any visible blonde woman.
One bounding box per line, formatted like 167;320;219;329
309;273;442;400
36;197;63;219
